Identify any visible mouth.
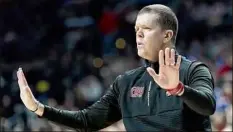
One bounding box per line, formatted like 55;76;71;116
137;42;144;48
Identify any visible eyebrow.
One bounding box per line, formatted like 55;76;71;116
135;24;150;29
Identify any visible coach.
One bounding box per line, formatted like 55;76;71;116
17;4;216;131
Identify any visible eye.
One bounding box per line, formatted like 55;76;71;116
143;27;151;30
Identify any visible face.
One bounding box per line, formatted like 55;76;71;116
135;13;170;61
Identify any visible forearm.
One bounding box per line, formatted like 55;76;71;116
33;75;123;130
37;105;88;129
34;94;121;130
180;85;216;115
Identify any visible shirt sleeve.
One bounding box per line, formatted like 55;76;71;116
39;76;122;131
180;62;216;116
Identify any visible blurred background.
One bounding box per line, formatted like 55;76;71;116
0;0;232;131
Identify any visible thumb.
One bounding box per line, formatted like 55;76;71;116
146;67;159;82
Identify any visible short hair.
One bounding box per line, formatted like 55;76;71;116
138;4;178;44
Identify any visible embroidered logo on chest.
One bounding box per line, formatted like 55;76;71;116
131;86;144;97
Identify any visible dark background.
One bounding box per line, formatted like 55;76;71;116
0;0;232;131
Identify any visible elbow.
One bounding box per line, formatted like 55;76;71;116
205;105;216;116
206;94;216;115
208;101;216;115
200;92;216;116
201;99;216;116
197;104;215;116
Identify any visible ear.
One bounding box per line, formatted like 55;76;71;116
163;30;173;43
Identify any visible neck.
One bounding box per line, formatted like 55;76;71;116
150;43;174;62
161;42;174;51
144;60;159;73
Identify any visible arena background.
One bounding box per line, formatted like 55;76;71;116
0;0;232;131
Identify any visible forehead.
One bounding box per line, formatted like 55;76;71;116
135;13;159;28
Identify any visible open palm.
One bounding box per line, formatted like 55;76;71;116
17;68;38;111
147;48;181;89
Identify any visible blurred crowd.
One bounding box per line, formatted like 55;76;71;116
0;0;232;131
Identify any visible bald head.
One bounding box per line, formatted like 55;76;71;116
138;4;178;44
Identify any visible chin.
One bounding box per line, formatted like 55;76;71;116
137;51;155;61
137;51;147;59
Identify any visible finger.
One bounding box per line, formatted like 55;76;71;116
159;50;165;66
18;78;25;91
19;68;28;86
17;69;24;85
175;55;182;69
17;70;20;80
21;71;29;86
147;67;159;82
17;68;24;84
165;48;170;65
17;68;28;90
18;77;26;91
17;70;23;90
170;49;175;66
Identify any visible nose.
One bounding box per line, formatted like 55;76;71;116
136;29;144;38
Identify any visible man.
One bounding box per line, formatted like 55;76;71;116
17;4;216;131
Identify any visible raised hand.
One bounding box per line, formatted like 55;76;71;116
147;48;181;90
17;68;38;111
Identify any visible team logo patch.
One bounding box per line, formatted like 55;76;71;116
131;87;144;97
